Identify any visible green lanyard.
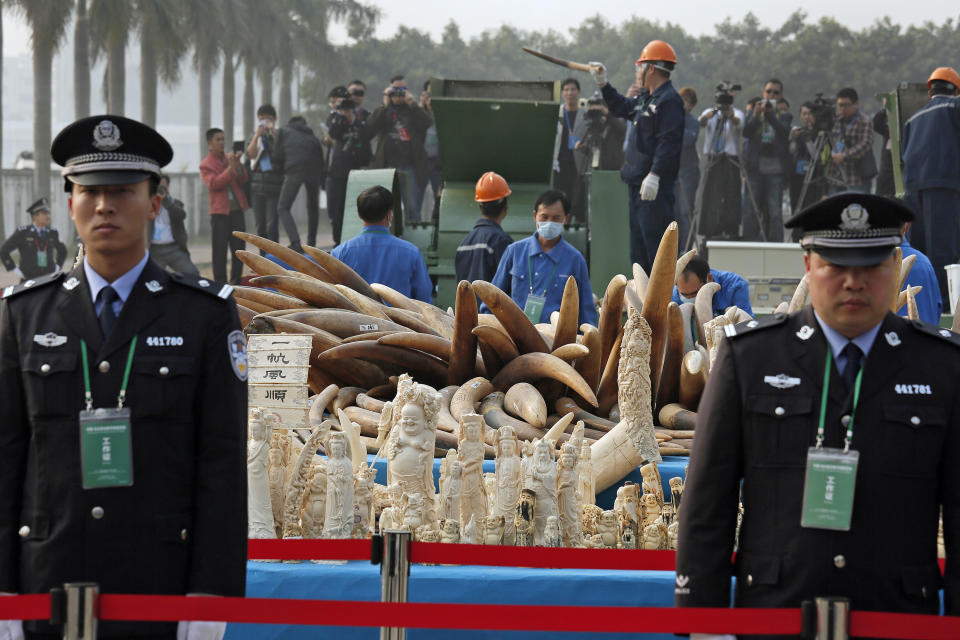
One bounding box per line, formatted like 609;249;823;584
816;345;863;452
81;336;138;410
527;253;559;296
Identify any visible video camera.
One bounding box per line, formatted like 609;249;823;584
809;92;834;133
714;81;742;109
387;86;407;98
580;92;608;169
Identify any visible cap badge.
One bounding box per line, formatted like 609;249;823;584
839;204;870;231
62;277;80;291
796;325;815;340
92;119;123;151
145;280;163;293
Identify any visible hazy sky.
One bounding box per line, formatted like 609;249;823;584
4;1;957;55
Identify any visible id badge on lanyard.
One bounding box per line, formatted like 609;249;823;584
78;337;138;489
35;236;49;268
801;346;863;531
523;254;559;324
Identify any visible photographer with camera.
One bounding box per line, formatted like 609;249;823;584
788;100;830;212
694;82;744;240
828;87;875;194
574;92;626;174
368;74;433;222
742;79;792;242
245;104;285;251
327;87;373;246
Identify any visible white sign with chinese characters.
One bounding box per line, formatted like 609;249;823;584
247;334;312;429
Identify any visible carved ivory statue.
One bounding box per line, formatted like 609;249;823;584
322;432;355;538
640;462;664;506
300;462;327;539
483;473;498;515
616;482;640;531
581;504;602;538
495;426;523;545
642;522;667;550
440;519;460;544
515;489;536;547
482;515;505;545
462;515;478;544
544;516;562;548
439;460;462;522
402;493;427;531
386;376;442;529
268;447;285;537
667;519;679;550
596;510;619;548
557;444;580;547
577;443;595;508
458;413;488;531
247;409;276;539
669;476;684;515
379;483;404;533
523;439;558;546
640;492;662;529
354;466;375;537
568;422;585;460
438;449;458;506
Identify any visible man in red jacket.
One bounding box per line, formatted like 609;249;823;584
199;127;249;284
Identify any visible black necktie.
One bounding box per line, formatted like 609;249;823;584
99;286;119;336
841;342;863;390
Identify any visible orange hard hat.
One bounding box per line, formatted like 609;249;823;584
636;40;678;66
928;67;960;89
475;171;511;202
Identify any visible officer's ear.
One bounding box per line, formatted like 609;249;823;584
803;251;812;274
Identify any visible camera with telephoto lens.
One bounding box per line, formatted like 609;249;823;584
714;81;742;109
387;86;407;98
809;93;834;133
583;93;606;133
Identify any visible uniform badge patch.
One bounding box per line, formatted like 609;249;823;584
145;280;163;293
764;373;801;389
747;320;759;328
33;332;68;347
63;277;80;291
884;331;901;347
227;330;247;381
940;329;953;338
92;119;123;151
22;280;36;288
796;325;815;340
675;574;690;594
198;279;211;287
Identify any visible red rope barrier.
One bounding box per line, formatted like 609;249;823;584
850;611;960;640
410;541;678;570
98;595;802;634
0;594;50;621
247;538;370;561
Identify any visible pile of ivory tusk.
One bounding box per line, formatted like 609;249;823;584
233;228;927;471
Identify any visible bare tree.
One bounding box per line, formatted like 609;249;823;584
74;0;90;118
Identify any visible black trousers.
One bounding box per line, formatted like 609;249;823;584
325;173;348;247
277;172;320;249
251;189;280;254
210;209;245;284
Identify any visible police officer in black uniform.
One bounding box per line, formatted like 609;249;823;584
0;115;247;640
676;193;960;640
0;198;68;282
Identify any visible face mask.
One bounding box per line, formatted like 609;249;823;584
678;294;696;304
537;221;564;240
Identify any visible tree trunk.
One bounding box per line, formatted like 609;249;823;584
243;58;255;138
140;34;158;127
198;48;213;162
278;58;293;123
74;0;90;119
222;49;235;147
107;33;125;114
259;62;273;107
33;43;53;200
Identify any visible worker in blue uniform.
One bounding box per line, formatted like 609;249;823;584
456;171;515;283
486;189;598;327
588;40;685;273
332;185;433;302
899;222;943;325
901;66;960;302
672;255;754;317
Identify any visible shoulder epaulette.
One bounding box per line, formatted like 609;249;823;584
723;313;788;339
911;320;960;348
169;272;233;300
1;271;64;300
16;224;30;232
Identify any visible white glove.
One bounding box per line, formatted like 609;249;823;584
176;620;226;640
0;593;23;640
589;62;607;87
640;173;660;201
12;267;23;280
691;635;736;640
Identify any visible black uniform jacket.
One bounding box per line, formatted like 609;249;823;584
0;225;68;280
676;307;960;631
0;260;248;636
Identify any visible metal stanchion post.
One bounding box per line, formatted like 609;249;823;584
379;529;412;640
803;597;849;640
62;582;98;640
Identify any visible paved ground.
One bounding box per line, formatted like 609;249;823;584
0;228;336;289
